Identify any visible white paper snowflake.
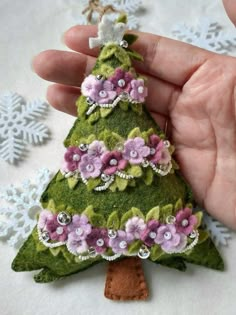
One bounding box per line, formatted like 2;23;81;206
172;18;236;54
202;213;231;247
0;169;53;247
0;92;49;164
67;0;142;30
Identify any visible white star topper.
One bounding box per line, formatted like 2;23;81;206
89;15;128;49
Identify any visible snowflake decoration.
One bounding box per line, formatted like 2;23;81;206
67;0;142;30
0;169;53;247
0;92;49;164
202;213;231;247
172;18;236;55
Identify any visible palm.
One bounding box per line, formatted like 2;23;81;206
33;27;236;230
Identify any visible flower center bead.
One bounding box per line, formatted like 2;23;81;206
164;231;172;240
150;148;156;155
181;219;189;227
75;228;83;236
138;86;144;94
99;90;107;98
56;227;64;235
72;154;80;161
119;240;127;249
109;158;118;166
86;164;94;172
118;79;126;87
130;150;138;158
96;238;104;247
149;231;157;239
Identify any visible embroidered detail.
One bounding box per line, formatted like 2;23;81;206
61;132;174;191
80;70;147;116
37;205;201;261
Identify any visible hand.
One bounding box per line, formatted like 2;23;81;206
32;25;236;231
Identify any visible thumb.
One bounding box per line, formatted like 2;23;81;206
222;0;236;25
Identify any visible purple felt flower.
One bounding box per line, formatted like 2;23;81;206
38;210;54;229
125;216;147;240
67;234;89;255
79;154;103;179
175;208;198;235
130;79;147;102
108;230;133;254
140;219;160;247
45;215;69;242
147;135;171;165
86;228;109;254
63;146;84;172
88;140;107;157
155;224;187;253
109;68;133;93
123;137;150;164
101;151;127;175
81;75;117;104
67;214;92;240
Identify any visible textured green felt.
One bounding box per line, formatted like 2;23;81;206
12;33;224;282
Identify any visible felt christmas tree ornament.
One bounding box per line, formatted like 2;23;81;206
12;15;224;301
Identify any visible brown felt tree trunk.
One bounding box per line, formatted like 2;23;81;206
104;257;149;301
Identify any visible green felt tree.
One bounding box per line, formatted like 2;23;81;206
12;16;224;300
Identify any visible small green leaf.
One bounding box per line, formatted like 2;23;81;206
169;145;175;155
117;13;127;24
61;247;74;263
127;49;144;61
114;49;131;67
107;211;120;230
49;247;61;257
56;171;65;182
100;108;113;118
150;244;164;261
90;213;106;227
128;127;142;138
82;205;94;219
87;134;96;143
146;206;160;221
131;207;145;219
128;165;142;177
99;44;118;61
131;103;143;115
195;211;203;228
47;199;57;212
128;240;142;254
87;178;101;191
36;241;47;252
143;168;154;185
141;128;155;143
67;177;79;189
171;159;179;170
123;33;138;45
160;204;174;221
109;181;117;192
116;176;128;191
120;209;134;228
119;100;129;111
88;111;100;124
198;230;210;244
128;179;136;187
77;96;88;117
174;199;183;212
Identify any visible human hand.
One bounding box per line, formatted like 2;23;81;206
32;24;236;231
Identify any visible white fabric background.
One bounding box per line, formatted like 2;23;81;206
0;0;235;314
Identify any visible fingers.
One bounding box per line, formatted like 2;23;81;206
223;0;236;25
64;25;212;86
47;84;79;116
32;50;96;86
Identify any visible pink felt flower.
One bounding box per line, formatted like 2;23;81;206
125;216;147;240
108;230;133;254
147;135;171;165
175;208;198;235
38;210;54;229
101;151;127;175
81;75;117;104
155;224;187;253
79;154;103;179
123;137;150;164
45;215;69;242
88;140;107;158
67;235;89;255
109;68;133;93
68;214;92;240
63;146;85;172
140;219;160;247
86;228;109;254
130;79;147;102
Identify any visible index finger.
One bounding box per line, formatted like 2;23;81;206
64;25;213;86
